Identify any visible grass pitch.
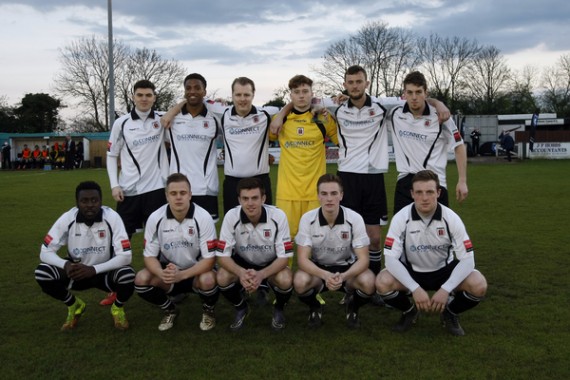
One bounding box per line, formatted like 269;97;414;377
0;159;569;379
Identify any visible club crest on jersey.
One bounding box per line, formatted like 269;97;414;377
253;116;259;123
98;230;106;238
203;121;210;129
437;227;445;236
297;127;304;136
188;226;195;236
369;109;376;116
153;121;160;129
341;231;349;240
424;120;430;127
264;229;272;238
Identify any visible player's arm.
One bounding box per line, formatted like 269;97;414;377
269;103;293;136
160;100;185;128
217;255;249;287
39;214;70;269
454;142;468;202
296;245;334;282
340;246;369;282
426;98;450;123
175;256;216;282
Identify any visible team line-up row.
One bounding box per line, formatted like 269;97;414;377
35;66;486;336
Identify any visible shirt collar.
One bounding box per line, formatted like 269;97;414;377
76;208;103;224
347;94;372;108
239;205;268;224
166;202;196;219
318;207;345;226
411;203;442;222
181;105;208;117
402;101;431;116
131;109;158;120
231;105;258;117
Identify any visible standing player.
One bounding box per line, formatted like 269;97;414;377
34;181;134;331
104;79;169;306
294;174;375;329
388;71;468;215
134;173;219;331
216;178;293;331
376;170;487;336
165;73;220;221
269;75;338;239
220;77;278;214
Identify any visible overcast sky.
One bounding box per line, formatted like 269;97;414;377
1;0;569;117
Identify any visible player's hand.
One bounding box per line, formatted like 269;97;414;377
245;269;263;292
430;288;450;313
111;186;124;202
162;263;179;284
160;114;174;129
435;102;450;123
67;263;96;281
269;117;283;136
412;287;431;312
456;181;468;203
325;272;342;291
333;93;349;104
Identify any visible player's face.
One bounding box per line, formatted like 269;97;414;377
238;188;266;220
344;71;369;101
318;182;343;213
290;84;313;112
184;79;207;107
403;83;427;115
232;83;254;117
133;88;156;113
411;180;440;215
166;181;192;214
77;189;102;221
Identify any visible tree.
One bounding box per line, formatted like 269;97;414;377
0;95;18;133
13;93;62;133
116;47;186;113
417;33;481;110
541;54;570;117
461;46;511;114
502;66;540;114
55;36;187;131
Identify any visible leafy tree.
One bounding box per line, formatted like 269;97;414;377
13;93;62;133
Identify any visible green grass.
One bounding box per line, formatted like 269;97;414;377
1;160;569;379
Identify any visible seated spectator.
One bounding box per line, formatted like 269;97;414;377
19;144;32;169
32;145;42;168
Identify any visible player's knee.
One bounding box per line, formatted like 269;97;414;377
293;270;311;293
274;267;293;288
375;269;393;293
134;269;151;286
197;271;217;289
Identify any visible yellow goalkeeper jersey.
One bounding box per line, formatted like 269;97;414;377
271;109;338;201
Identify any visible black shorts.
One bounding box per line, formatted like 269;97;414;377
223;173;273;215
338;171;388;225
393;174;449;215
117;188;166;236
191;195;219;222
406;260;459;291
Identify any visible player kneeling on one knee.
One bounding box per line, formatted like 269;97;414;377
216;178;294;331
34;181;134;331
294;174;375;329
375;170;487;336
134;173;219;332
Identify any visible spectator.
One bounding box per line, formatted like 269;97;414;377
470;128;481;156
1;141;11;170
19;144;32;169
64;134;76;170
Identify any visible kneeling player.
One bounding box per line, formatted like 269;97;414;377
217;178;293;331
34;181;134;331
376;170;487;336
135;173;219;331
294;174;375;329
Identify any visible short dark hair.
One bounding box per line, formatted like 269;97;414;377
345;65;367;80
184;73;207;89
231;77;256;93
288;75;313;90
133;79;156;93
76;181;102;201
403;71;428;91
237;177;265;197
166;173;191;190
317;173;343;192
412;170;440;189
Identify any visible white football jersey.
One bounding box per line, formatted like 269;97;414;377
143;203;217;270
217;205;293;266
295;206;370;266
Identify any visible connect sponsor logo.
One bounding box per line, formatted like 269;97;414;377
72;246;106;255
314;246;349;254
341;119;377;127
228;125;260;135
175;134;211;142
398;130;428;141
163;240;191;250
284;140;315;148
239;244;273;252
409;244;448;252
132;134;161;147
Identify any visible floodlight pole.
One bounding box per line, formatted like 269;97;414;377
107;0;115;129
